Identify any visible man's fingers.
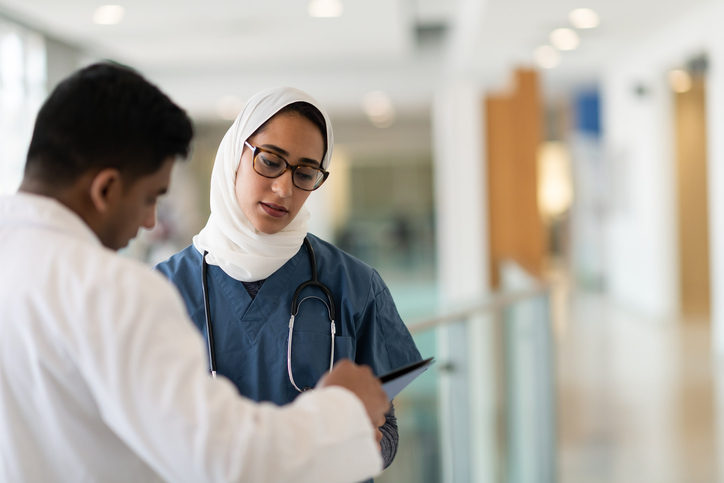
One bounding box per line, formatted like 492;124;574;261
373;414;386;428
372;395;388;427
318;360;391;432
334;358;355;370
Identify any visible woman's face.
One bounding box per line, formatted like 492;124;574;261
235;112;325;235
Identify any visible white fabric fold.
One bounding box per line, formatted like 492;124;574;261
193;87;333;282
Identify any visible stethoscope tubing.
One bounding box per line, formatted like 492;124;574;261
202;237;337;390
286;295;336;392
201;250;217;378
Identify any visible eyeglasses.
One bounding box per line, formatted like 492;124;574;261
245;141;329;191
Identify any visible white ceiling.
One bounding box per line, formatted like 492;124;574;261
4;0;415;66
0;0;715;120
470;0;715;90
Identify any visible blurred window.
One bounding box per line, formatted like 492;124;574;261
0;18;46;196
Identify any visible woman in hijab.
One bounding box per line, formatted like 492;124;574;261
156;86;421;472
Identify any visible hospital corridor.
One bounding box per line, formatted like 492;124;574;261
557;289;718;483
4;0;724;482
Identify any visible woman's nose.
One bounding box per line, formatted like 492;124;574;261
272;170;294;197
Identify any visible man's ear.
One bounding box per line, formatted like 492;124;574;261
88;168;123;214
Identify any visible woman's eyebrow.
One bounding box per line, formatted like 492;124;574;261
260;144;289;156
260;144;321;167
299;157;321;167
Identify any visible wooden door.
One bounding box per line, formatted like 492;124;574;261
486;68;547;287
675;75;711;319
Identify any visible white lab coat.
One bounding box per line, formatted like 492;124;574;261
0;192;382;483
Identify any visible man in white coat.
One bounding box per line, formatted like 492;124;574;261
0;62;389;483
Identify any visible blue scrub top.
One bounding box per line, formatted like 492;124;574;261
156;234;422;405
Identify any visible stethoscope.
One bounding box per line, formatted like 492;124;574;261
202;237;337;392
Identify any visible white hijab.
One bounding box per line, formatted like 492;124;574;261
193;86;333;282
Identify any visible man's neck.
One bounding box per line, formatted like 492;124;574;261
19;176;96;236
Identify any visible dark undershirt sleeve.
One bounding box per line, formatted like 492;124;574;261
379;401;399;469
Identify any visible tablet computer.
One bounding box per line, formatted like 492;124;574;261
379;357;435;400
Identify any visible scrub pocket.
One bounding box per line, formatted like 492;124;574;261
286;331;354;400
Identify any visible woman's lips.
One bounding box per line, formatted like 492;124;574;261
260;202;288;218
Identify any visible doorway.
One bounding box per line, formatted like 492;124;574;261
673;63;711;320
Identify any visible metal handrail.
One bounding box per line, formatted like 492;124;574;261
406;284;550;334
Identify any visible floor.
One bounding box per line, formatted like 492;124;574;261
556;290;718;483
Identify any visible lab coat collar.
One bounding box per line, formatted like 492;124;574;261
0;192;101;247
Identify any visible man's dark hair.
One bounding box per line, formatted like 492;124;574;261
24;62;194;185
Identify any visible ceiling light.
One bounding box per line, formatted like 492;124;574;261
550;28;580;51
362;91;395;128
668;70;692;93
308;0;343;18
569;8;600;29
216;96;245;121
534;46;561;69
93;5;125;25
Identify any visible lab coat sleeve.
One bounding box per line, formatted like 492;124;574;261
71;262;382;483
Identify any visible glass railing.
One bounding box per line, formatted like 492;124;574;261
378;263;555;483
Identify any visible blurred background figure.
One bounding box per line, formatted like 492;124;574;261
3;0;724;482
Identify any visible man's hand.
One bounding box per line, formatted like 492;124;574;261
317;359;389;429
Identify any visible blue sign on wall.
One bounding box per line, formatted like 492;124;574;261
575;90;601;136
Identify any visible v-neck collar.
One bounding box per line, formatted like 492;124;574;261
210;242;306;342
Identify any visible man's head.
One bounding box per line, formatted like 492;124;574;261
21;62;193;250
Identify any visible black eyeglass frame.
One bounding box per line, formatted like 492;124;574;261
244;141;329;191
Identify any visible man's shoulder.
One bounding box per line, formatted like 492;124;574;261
7;232;185;330
78;243;177;298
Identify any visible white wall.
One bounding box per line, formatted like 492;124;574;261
601;0;722;319
432;80;494;483
0;18;46;196
704;1;724;355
